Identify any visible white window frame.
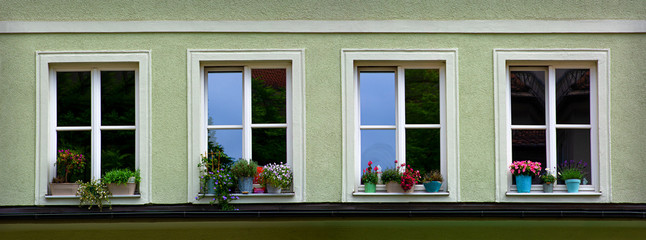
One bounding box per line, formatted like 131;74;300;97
36;51;152;205
494;49;610;203
188;50;305;203
342;49;459;202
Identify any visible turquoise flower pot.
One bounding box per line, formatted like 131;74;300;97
515;175;532;193
205;178;216;194
423;181;442;192
364;183;376;193
565;179;581;193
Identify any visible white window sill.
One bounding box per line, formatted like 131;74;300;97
353;192;449;196
45;194;141;199
199;193;295;197
506;192;602;196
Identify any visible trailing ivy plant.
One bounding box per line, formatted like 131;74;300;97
76;179;111;211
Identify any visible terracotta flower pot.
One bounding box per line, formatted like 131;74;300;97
107;183;136;195
50;183;80;196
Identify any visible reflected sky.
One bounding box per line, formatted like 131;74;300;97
208;72;242;125
361;130;396;172
208;129;242;160
360;71;396;125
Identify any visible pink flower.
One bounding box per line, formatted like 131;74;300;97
368;161;373;166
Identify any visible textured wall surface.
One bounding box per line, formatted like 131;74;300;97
1;0;645;21
1;32;645;205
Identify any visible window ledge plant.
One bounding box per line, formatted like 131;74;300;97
361;161;379;193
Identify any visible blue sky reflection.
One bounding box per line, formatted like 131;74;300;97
208;72;242;125
360;72;396;125
361;129;396;172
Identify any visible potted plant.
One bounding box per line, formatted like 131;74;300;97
400;163;421;193
195;151;238;211
230;159;258;194
259;162;293;194
558;160;587;193
509;160;541;193
361;161;379;193
198;151;228;195
423;170;443;192
381;167;402;193
102;168;140;195
540;168;556;193
51;149;87;195
76;179;111;211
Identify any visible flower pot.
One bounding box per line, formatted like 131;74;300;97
423;181;442;192
565;179;581;193
238;177;253;193
364;183;376;193
266;184;282;194
50;183;79;196
543;183;553;193
107;183;136;195
385;182;403;193
515;175;532;193
205;178;216;194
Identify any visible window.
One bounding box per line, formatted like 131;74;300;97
494;49;610;202
36;51;151;205
342;50;458;202
188;50;304;203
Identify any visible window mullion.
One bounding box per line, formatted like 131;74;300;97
547;66;557;174
91;68;101;179
396;66;406;166
243;66;252;160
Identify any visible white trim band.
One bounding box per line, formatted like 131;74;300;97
2;20;645;33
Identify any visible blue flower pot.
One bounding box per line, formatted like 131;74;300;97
565;179;581;193
515;175;532;193
205;178;216;194
423;181;442;192
238;177;253;193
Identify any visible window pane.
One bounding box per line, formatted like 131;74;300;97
208;72;243;125
511;71;546;125
405;69;440;124
101;130;135;175
557;129;591;185
208;129;241;165
406;129;440;174
361;129;396;173
252;128;287;166
252;69;287;124
57;72;91;126
360;71;396;125
101;71;135;126
512;130;546;184
56;131;91;182
556;69;590;124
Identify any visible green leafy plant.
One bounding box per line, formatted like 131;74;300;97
558;160;587;180
230;159;259;178
259;162;293;189
102;168;140;185
54;149;87;183
540;169;556;184
361;161;379;184
196;151;238;211
76;179;111;211
380;168;402;184
423;170;443;183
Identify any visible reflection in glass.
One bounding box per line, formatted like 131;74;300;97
208;72;243;125
511;71;546;125
557;129;591;185
57;131;91;182
57;72;91;126
101;71;135;126
405;69;440;124
208;129;242;164
360;71;396;125
406;129;440;174
361;130;396;173
252;69;287;124
252;128;287;166
556;69;590;124
512;130;546;184
101;130;136;175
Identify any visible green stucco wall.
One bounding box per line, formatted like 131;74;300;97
1;32;645;205
1;0;645;206
1;0;645;21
